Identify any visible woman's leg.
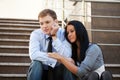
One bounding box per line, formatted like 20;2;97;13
87;72;99;80
52;64;64;80
100;71;112;80
27;60;43;80
63;66;76;80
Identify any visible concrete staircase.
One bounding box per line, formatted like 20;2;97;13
91;2;120;80
0;18;119;80
0;18;39;80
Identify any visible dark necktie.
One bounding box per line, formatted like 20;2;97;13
47;37;52;52
47;37;53;80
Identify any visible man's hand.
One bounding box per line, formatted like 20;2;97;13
50;23;59;36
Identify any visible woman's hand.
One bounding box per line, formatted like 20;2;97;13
48;53;78;74
66;58;75;64
48;53;75;64
48;52;62;62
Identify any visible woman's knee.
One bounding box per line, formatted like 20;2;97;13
100;71;112;80
88;72;99;80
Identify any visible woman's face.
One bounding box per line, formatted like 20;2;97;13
66;25;76;43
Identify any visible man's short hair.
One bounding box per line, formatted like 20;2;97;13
38;9;57;20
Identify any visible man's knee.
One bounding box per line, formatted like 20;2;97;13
101;71;113;80
27;60;43;80
29;60;42;72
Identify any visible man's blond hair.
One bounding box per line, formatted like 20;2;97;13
38;9;57;20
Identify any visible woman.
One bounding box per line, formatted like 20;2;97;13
48;20;112;80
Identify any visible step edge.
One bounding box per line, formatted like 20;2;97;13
0;74;119;78
0;74;26;77
0;53;29;57
0;39;29;42
113;74;120;78
0;45;28;48
0;27;35;31
0;23;39;27
0;62;30;66
0;32;30;35
105;64;120;67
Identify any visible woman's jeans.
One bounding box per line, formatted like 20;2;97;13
27;60;75;80
82;71;113;80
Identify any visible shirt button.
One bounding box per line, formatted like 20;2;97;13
49;64;52;65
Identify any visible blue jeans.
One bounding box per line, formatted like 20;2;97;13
82;71;113;80
27;60;75;80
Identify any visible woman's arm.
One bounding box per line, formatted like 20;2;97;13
48;53;78;74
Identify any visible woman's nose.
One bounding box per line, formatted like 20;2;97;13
68;33;71;37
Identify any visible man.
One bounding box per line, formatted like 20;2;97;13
27;9;72;80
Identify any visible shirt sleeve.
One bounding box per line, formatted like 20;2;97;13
52;28;72;58
76;44;101;78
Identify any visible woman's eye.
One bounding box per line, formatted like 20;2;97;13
46;21;50;24
70;30;74;33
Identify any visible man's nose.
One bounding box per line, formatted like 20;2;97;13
43;24;47;28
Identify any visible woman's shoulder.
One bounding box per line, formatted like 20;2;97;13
88;43;102;52
85;43;102;57
89;43;100;48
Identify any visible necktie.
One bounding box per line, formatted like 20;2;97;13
47;37;53;80
47;37;52;52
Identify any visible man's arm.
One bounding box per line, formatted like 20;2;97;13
29;30;57;67
52;28;72;58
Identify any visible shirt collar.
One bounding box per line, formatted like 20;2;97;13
45;34;51;40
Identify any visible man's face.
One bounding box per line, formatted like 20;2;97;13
39;15;56;35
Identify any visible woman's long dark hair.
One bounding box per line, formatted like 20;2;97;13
65;20;89;64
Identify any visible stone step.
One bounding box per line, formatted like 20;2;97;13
0;23;40;28
0;53;29;56
0;32;30;39
0;18;62;27
0;74;26;80
105;64;120;74
0;68;119;80
0;39;29;46
0;62;119;80
112;74;120;80
100;45;120;64
0;74;119;80
0;45;28;53
0;18;39;23
0;22;61;29
0;62;29;74
0;27;35;33
92;31;120;44
0;53;30;63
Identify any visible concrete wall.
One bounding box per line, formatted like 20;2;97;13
0;0;74;20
